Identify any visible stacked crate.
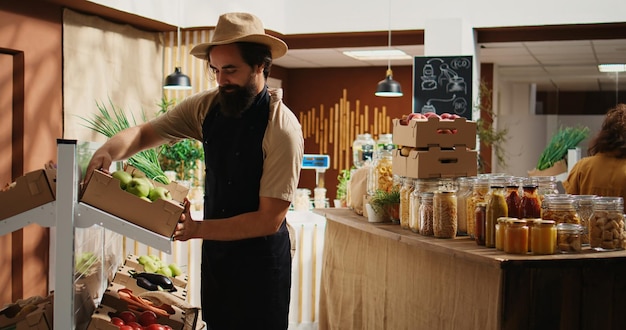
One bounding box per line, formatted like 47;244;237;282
391;116;477;179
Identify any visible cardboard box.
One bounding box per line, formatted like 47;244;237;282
112;265;188;301
0;169;56;221
392;148;477;179
93;282;198;330
124;254;188;289
14;302;52;330
80;168;188;237
392;117;477;149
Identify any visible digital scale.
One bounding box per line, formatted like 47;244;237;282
302;154;330;188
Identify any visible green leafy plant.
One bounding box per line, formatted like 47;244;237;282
369;187;400;216
156;97;204;182
536;125;589;170
475;80;509;173
79;98;169;184
336;167;353;202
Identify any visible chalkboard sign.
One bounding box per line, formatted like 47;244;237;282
413;56;473;119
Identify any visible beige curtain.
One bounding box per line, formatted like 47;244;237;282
62;9;164;142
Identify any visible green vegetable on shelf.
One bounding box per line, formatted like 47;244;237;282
536;125;590;171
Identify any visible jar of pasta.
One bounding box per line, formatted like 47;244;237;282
456;176;475;236
399;177;414;230
556;222;583;253
531;219;556;255
467;177;490;240
419;192;435;236
504;218;529;254
590;197;625;251
542;194;580;225
433;190;457;238
367;151;394;196
574;194;596;246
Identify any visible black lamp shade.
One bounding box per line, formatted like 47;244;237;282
375;69;403;97
164;67;192;90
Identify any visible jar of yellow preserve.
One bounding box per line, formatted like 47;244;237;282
504;219;528;254
531;219;556;255
495;217;508;251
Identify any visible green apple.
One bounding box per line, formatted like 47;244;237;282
168;263;183;277
156;265;173;277
140;196;152;202
126;178;151;198
111;170;133;190
143;260;159;273
137;255;152;265
148;186;172;202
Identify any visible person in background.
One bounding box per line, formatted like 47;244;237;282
563;103;626;210
85;12;304;329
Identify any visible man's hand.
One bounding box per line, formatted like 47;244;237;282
173;198;198;241
83;148;114;186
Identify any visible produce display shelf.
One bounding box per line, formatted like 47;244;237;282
1;139;173;329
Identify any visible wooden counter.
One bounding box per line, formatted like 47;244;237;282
316;208;626;330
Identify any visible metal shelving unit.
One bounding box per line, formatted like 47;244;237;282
1;139;174;329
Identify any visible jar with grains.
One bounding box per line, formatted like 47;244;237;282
376;133;394;155
419;192;435;236
504;219;529;254
590;197;626;251
474;202;487;246
495;217;508;250
531;219;556;255
486;185;508;248
399;177;415;230
367;151;394;196
410;179;441;233
433;190;458;238
505;183;522;219
467;177;490;240
352;133;375;168
574;195;596;246
456;177;475;236
519;184;541;219
542;194;580;225
556;222;583;253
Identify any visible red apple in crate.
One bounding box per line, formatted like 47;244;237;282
126;322;143;330
110;317;125;326
138;310;158;326
118;311;137;325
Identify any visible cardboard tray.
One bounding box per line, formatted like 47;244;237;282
392;117;477;149
124;254;188;289
392;148;477;179
112;265;188;301
91;282;197;330
80;168;188;237
0;169;56;221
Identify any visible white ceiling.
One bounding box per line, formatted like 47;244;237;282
273;39;626;92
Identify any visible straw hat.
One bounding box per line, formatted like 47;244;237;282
190;12;288;60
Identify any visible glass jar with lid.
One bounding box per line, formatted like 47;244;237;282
409;178;441;233
504;218;529;254
399;177;414;229
531;219;557;255
467;177;490;240
590;196;625;251
474;202;487;245
376;133;394;156
352;133;375;168
367;149;394;196
495;217;508;250
456;177;475;236
519;184;541;219
486;185;508;248
505;178;522;218
419;192;435;236
534;176;559;203
556;222;583;253
433;190;457;238
541;194;580;225
574;194;596;246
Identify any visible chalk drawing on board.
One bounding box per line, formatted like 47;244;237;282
420;58;442;90
421;94;469;115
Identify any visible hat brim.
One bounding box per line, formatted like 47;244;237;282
190;34;288;60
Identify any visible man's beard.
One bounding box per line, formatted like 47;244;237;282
218;78;258;118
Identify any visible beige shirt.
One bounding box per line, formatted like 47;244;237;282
150;87;304;202
563;153;626;209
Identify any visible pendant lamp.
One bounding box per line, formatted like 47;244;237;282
375;0;403;97
164;26;192;90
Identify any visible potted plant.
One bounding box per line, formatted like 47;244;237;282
368;187;400;223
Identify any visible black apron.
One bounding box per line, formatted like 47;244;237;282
200;88;291;330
